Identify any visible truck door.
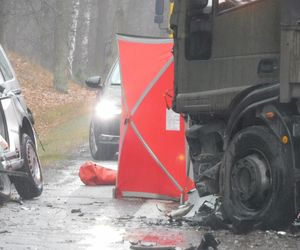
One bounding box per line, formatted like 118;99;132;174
171;0;214;113
185;0;213;60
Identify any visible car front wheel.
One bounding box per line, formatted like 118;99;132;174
89;121;113;161
0;174;11;204
13;134;43;199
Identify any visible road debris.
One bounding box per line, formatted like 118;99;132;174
198;232;219;250
71;208;81;213
157;203;194;220
21;206;30;211
0;230;10;234
9;196;23;205
129;240;176;250
167;203;194;220
117;215;134;220
293;213;300;227
292;219;300;227
185;232;219;250
277;231;287;236
182;201;228;230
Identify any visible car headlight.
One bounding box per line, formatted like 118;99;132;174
95;100;121;120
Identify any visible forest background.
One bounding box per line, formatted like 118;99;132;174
0;0;169;91
0;0;170;164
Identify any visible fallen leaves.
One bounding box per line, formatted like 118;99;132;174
8;52;97;135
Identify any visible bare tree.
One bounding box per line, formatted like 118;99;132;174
79;0;92;79
39;0;56;70
0;0;6;45
53;0;72;92
68;0;80;78
94;1;118;77
1;0;165;89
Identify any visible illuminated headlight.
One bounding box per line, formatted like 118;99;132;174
95;100;121;119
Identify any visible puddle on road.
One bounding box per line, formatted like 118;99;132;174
125;229;184;246
125;227;202;249
78;218;202;249
79;225;201;250
79;224;126;249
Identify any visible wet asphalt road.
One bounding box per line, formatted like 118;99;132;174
0;144;299;250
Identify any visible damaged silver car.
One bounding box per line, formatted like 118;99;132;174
0;45;43;202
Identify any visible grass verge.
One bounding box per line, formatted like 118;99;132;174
36;101;93;166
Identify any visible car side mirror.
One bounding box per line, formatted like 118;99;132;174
85;76;103;89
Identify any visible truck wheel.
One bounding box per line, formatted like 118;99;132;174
14;134;43;199
221;126;294;229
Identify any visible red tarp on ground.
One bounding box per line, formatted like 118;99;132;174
79;161;117;186
115;35;194;201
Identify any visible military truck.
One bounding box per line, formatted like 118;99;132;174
170;0;300;229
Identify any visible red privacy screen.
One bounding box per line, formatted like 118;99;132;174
115;35;194;201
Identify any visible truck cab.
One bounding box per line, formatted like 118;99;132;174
171;0;282;113
171;0;300;229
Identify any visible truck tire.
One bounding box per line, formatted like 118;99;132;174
221;126;294;229
14;134;43;199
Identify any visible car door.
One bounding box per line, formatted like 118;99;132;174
0;46;30;115
0;46;23;150
0;46;20;93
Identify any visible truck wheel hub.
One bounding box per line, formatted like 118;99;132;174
231;154;271;209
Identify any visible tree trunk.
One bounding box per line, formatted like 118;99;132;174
53;0;72;93
79;0;92;80
0;0;6;45
38;0;54;70
68;0;80;78
95;1;118;77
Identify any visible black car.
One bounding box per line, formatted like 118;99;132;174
86;60;121;160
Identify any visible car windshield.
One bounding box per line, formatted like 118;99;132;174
109;61;121;86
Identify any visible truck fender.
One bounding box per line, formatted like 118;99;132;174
257;104;294;150
225;83;280;148
226;99;295;170
227;100;300;213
